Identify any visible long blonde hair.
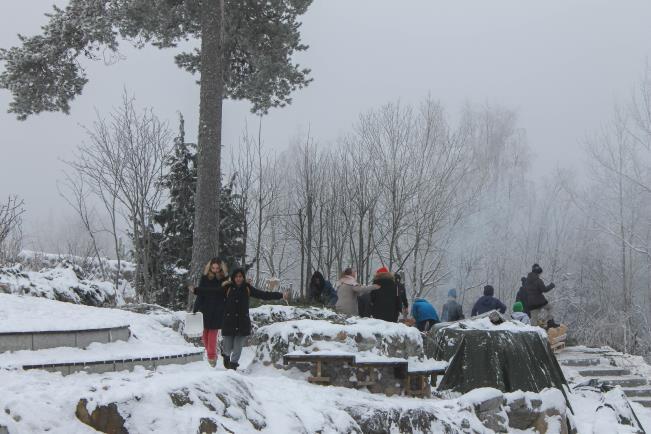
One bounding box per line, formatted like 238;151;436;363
203;258;227;280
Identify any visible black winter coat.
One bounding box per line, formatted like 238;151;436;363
523;272;555;310
471;295;507;316
358;293;372;318
515;286;531;315
193;275;226;329
222;282;283;336
371;272;400;322
397;282;409;311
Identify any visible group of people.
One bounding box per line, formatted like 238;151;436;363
190;260;559;368
467;262;559;328
189;258;287;369
326;266;409;323
327;262;559;332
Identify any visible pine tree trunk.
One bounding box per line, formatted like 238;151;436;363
188;0;225;308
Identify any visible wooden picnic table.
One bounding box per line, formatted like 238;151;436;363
406;366;447;398
283;353;355;385
354;359;408;387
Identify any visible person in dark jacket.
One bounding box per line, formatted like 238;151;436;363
371;267;400;322
515;277;528;312
395;273;409;318
411;298;439;332
441;288;465;322
221;268;286;370
524;263;557;327
471;285;507;316
190;258;227;367
309;271;337;306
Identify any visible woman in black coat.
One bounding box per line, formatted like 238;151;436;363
371;266;400;323
221;268;286;370
190;258;227;367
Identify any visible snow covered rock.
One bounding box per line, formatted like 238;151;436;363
249;304;346;331
0;264;124;307
251;317;423;366
76;399;127;434
0;363;574;433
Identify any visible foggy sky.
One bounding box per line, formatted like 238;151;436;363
1;0;651;249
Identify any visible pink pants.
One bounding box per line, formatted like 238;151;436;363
202;329;220;361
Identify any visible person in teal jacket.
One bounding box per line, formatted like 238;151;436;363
411;298;440;332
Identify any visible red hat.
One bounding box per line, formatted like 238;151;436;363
376;266;389;274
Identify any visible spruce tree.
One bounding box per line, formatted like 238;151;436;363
153;115;248;308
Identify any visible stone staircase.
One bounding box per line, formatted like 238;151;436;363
558;347;651;408
0;325;203;376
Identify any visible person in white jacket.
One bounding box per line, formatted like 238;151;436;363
511;301;530;325
335;268;379;316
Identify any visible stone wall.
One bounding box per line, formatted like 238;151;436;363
250;318;423;366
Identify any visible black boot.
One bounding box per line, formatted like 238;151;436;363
228;362;239;371
222;354;231;369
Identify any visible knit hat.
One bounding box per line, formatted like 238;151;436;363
513;301;524;312
532;263;543;274
483;285;494;296
376;266;389;274
448;288;457;298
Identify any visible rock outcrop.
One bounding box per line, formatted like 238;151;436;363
251;318;423;366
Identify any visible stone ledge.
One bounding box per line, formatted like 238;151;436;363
0;325;131;352
21;350;203;375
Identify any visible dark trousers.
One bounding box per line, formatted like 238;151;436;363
416;320;437;332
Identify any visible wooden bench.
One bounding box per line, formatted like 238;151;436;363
354;359;408;388
548;324;568;353
283;353;355;385
283;352;448;398
406;367;447;398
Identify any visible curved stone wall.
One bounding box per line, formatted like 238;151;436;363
0;326;131;352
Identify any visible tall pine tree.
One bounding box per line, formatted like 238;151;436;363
0;0;313;295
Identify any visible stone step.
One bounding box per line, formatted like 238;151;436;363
601;376;648;388
0;326;131;352
559;358;601;367
577;368;631;377
631;398;651;408
22;350;204;375
623;388;651;398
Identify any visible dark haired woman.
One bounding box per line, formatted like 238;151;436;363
189;258;227;367
221;268;287;370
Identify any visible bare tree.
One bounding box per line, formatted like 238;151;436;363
0;195;24;264
67;92;171;301
58;171;107;280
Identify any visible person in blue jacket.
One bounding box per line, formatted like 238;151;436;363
471;285;507;316
411;298;440;332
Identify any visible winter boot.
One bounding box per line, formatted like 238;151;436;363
228;362;239;371
222;354;231;369
208;359;217;368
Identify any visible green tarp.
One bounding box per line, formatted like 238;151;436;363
427;327;569;397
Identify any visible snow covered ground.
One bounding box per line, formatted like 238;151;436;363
1;294;650;433
0;294;194;368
